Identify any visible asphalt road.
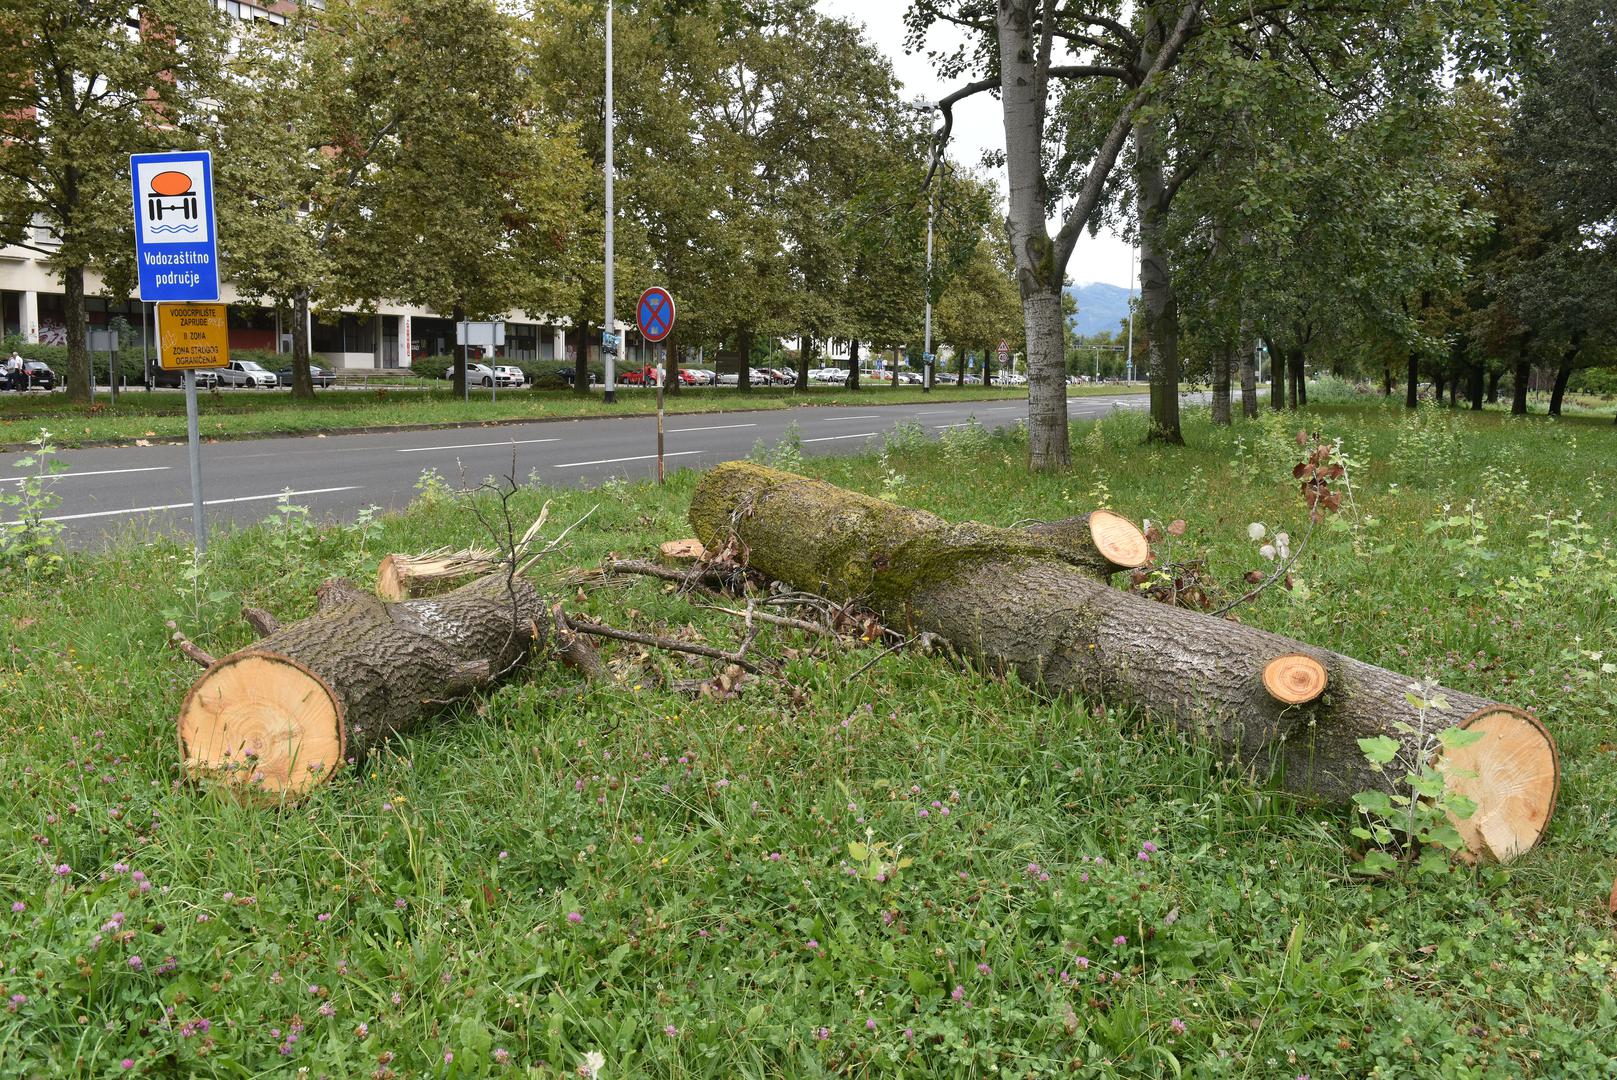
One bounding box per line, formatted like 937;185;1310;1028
12;394;1169;550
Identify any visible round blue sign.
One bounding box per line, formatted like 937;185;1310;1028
637;286;675;343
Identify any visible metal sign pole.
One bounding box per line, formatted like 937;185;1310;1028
184;369;206;553
656;345;665;484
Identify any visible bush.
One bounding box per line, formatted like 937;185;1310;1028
1569;366;1617;397
410;355;454;381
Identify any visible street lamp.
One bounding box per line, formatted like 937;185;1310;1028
603;0;617;403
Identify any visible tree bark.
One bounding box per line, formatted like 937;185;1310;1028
1548;349;1576;417
573;311;593;397
1136;113;1182;445
1239;332;1257;419
663;325;680;396
1211;338;1232;425
1382;360;1393;397
290;288;315;399
451;302;468;397
956;345;966;386
1487;367;1501;404
1511;359;1530;416
63;262;91;402
795;333;810;391
1293;349;1307;407
1406;353;1419;409
998;0;1069;468
179;574;545;800
1434;367;1445;405
846;338;860;389
1468;363;1485;412
689;463;1560;861
1265;337;1284;411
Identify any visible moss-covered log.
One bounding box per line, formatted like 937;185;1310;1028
179;574;545;800
689;462;1559;862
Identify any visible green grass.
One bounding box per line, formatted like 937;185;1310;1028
0;383;1138;449
3;400;1615;1076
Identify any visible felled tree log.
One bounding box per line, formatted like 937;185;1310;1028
375;549;504;601
689;462;1559;862
179;573;545;799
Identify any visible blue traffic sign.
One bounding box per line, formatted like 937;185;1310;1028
637;286;675;343
131;151;219;302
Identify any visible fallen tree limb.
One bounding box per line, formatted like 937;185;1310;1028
689;462;1559;862
178;573;545;800
564;613;767;675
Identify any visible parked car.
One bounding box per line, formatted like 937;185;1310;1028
808;366;846;384
444;362;498;386
896;371;922;385
683;368;717;385
149;365;219;389
554;366;598;386
492;365;526;387
216;360;278;388
274;363;337;388
10;360;57;391
757;367;792;385
716;368;770;386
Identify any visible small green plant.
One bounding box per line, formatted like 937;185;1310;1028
749;421;804;471
0;429;67;577
882;419;926;454
414;467;453;503
844;828;912;885
1350;680;1481;875
940;417;991;463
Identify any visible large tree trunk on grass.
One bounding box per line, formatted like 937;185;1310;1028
795;333;810;391
179;574;545;800
1487;367;1501;404
573;312;593;397
1511;359;1530;416
1468;363;1485;412
63;261;91;402
450;302;468;397
1548;338;1579;417
1265;337;1284;410
846;339;860;389
689;463;1560;861
737;328;753;393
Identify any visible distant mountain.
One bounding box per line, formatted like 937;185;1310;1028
1066;282;1137;338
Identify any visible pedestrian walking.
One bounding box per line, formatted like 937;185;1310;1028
5;350;23;392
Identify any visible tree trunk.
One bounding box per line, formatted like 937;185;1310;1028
997;0;1069;468
63;262;91;402
1265;337;1284;411
983;339;996;387
689;463;1560;862
737;327;754;393
1548;351;1576;417
1294;350;1307;407
179;574;545;800
1286;350;1299;410
846;339;860;389
1487;367;1501;404
1383;360;1393;397
1406;353;1419;409
1211;338;1232;425
663;325;679;396
1239;332;1257;419
1136;113;1182;445
795;333;810;391
956;345;966;386
1511;359;1530;415
1025;287;1069;462
573;311;592;397
290;288;315;399
451;302;468;397
1468;363;1485;412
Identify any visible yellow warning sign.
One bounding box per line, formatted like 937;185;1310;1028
157;302;229;370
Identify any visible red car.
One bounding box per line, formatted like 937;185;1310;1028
621;366;696;386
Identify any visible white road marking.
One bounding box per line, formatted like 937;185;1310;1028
802;432;878;443
818;415;881;422
12;486;361;525
395;438;561;453
553;450;707;468
665;423;757;433
934;422;976;429
0;465;170;484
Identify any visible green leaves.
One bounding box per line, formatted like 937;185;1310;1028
1357;735;1401;765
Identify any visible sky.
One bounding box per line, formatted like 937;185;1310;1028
814;0;1137;290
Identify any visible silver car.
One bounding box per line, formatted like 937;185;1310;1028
216;360;278;388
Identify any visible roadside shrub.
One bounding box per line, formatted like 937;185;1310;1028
1569;366;1617;396
1306;374;1375;404
528;373;568;391
410;355;454;381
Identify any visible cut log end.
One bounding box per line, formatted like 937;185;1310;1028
1439;705;1559;864
659;538;707;563
1087;509;1150;570
1263;653;1328;704
375;554;410;603
178;652;344;798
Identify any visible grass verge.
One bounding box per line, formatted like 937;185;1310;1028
2;401;1614;1076
0;384;1142;450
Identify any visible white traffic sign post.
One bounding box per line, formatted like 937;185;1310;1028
997;339;1011;385
89;327;119;405
456;321;506;402
132;151;220;554
637;286;676;483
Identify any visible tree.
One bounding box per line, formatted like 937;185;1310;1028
0;0;226;401
935;235;1020;385
335;0;588;397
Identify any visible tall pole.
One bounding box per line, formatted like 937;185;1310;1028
1125;246;1137;383
183;369;206;554
922;181;935;393
602;0;616;404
